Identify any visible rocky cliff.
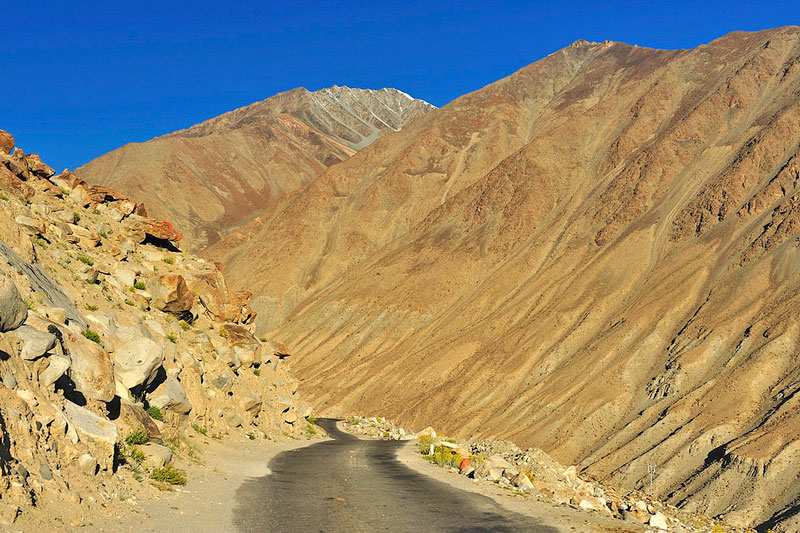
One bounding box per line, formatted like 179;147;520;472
76;86;435;250
0;130;311;526
209;27;800;530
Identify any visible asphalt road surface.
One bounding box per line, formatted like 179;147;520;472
234;418;559;532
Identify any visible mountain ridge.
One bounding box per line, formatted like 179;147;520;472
76;86;435;250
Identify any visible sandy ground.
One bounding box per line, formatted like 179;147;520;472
393;435;644;533
10;433;322;533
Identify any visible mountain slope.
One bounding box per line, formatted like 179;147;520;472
76;86;434;250
217;27;800;529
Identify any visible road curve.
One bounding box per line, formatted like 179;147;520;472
233;418;558;532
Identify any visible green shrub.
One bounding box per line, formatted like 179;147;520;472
85;304;98;311
178;320;191;331
146;406;163;421
133;281;146;290
77;254;93;266
306;415;316;425
73;211;81;222
82;328;101;344
125;429;150;445
162;257;174;265
166;334;177;343
99;231;107;238
150;465;186;486
260;336;267;343
191;423;207;436
124;299;134;306
253;368;261;377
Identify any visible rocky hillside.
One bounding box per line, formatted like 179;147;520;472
76;86;435;250
0;130;311;526
209;27;800;530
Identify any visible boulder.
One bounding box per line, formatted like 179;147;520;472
24;154;55;178
0;129;13;153
112;337;164;390
15;325;56;360
49;170;85;193
77;454;98;476
39;355;71;387
149;376;192;414
123;214;182;245
0;276;27;332
146;275;193;317
113;268;136;288
62;329;115;402
64;400;117;446
283;410;298;424
649;512;669;530
119;401;161;439
0;164;34;202
141;443;172;468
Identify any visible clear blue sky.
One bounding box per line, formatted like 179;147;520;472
2;0;798;170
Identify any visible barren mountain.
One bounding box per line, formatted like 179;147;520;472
212;27;800;530
77;86;435;250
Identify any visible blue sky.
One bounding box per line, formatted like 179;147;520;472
2;0;799;170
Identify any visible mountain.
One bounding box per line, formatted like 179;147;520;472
76;86;435;250
212;27;800;529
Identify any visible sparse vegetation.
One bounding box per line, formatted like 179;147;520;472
191;423;207;436
219;326;228;338
99;231;107;238
81;328;101;344
77;254;94;266
85;303;99;311
0;193;8;201
149;465;186;486
166;333;177;343
73;211;81;222
24;299;37;311
134;281;146;290
162;257;174;265
260;336;267;342
253;368;261;376
178;320;191;331
125;429;150;445
146;406;164;421
306;415;316;425
124;299;134;306
422;444;463;469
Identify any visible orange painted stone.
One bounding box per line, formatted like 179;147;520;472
459;458;470;471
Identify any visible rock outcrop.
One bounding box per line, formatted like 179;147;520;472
0;135;312;526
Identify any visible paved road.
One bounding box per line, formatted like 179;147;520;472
234;419;558;532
